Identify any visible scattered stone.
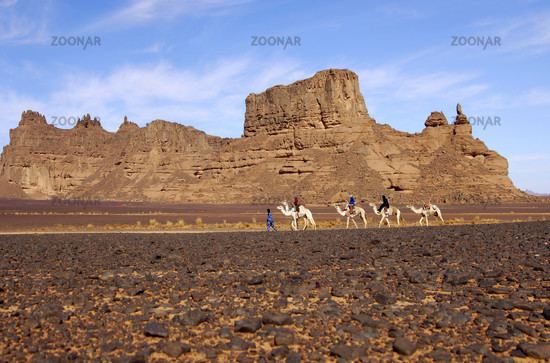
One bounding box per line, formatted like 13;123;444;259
262;312;292;325
226;336;254;350
393;337;417;356
373;292;396;305
330;344;360;360
518;342;550;359
183;309;209;326
274;330;295;346
270;345;290;358
444;271;470;286
427;349;451;362
144;322;169;338
163;341;190;357
98;271;115;281
514;322;537;337
247;275;264;285
286;351;301;363
235;318;262;333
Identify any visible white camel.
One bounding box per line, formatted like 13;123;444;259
334;204;367;229
406;204;444;226
277;204;299;230
368;203;402;228
277;201;316;230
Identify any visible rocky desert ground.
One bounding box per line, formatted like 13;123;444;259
0;221;548;362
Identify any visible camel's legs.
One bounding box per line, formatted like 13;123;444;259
346;217;350;229
361;216;367;228
351;218;358;229
378;215;384;228
426;216;429;227
396;211;401;226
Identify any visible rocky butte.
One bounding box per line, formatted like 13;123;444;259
0;69;529;204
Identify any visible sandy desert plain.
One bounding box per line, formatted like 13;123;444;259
0;199;549;233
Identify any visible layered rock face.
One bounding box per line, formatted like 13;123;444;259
0;69;527;204
244;69;370;136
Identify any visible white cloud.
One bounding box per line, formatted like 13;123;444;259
0;55;306;141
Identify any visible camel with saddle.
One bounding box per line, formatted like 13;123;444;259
368;203;402;227
277;201;316;230
334;204;368;229
406;202;444;226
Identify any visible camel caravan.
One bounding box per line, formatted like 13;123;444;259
276;194;444;231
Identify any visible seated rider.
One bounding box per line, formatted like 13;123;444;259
293;196;301;212
423;201;430;210
377;195;390;213
347;194;356;214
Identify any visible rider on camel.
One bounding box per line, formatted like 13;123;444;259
347;194;356;214
377;195;390;213
293;196;301;212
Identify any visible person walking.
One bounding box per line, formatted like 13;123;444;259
266;208;277;231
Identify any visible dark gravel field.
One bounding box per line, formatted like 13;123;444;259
0;222;549;362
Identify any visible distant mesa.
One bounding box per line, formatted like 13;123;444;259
0;69;531;204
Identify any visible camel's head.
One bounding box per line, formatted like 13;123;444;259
368;203;375;207
406;205;413;209
276;205;283;211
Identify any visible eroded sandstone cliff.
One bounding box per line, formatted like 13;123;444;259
0;69;527;204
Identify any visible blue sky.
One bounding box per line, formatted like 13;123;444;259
1;0;549;192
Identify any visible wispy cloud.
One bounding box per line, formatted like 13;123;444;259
357;62;487;105
0;0;50;44
0;0;18;7
510;154;550;162
473;11;550;54
140;42;171;54
375;3;430;20
86;0;250;30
